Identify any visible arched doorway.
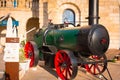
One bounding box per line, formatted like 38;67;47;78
26;17;39;41
62;9;75;25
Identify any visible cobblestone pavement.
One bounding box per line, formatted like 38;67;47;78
0;50;120;80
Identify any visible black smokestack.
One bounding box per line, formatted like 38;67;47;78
88;0;100;25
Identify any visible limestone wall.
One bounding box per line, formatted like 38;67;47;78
99;0;120;49
0;0;120;49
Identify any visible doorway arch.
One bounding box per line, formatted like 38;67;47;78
26;17;39;41
62;9;75;25
57;3;81;26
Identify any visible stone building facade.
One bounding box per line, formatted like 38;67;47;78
0;0;120;49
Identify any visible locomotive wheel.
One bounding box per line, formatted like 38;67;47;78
85;54;107;75
24;41;39;67
54;50;78;80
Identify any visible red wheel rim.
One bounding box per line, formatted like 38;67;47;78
85;55;107;75
24;42;35;67
54;50;73;80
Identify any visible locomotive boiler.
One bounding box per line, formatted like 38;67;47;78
34;23;109;57
24;0;110;80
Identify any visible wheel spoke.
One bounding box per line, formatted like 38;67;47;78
63;53;67;60
96;64;101;73
85;65;89;71
68;67;72;77
65;68;68;79
57;56;63;63
93;64;96;74
85;55;107;75
66;57;70;64
24;42;35;67
90;64;93;70
69;66;72;71
62;68;66;74
55;50;78;80
58;52;64;62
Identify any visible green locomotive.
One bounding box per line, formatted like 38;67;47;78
24;0;110;79
24;23;109;80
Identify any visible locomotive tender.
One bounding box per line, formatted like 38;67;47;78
24;0;110;80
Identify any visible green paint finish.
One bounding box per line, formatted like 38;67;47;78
34;29;45;48
34;27;81;57
46;27;80;51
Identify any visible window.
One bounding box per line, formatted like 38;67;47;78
0;0;6;7
0;0;18;8
62;9;75;25
13;0;17;8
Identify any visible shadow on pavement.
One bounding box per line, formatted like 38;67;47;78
40;66;58;78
